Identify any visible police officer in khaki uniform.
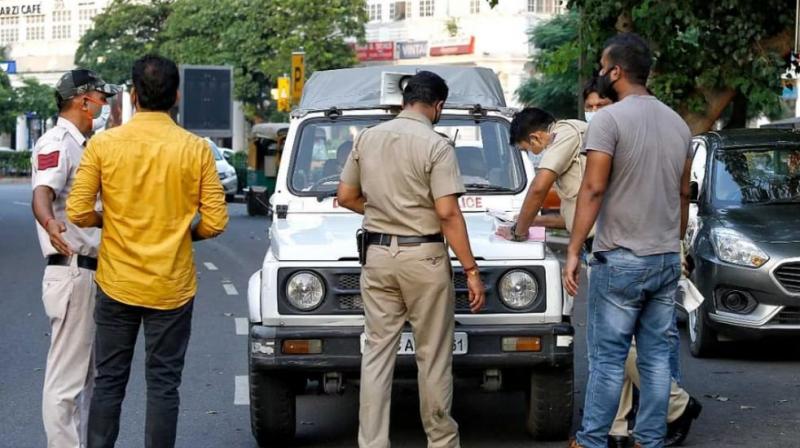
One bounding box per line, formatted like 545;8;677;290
508;107;590;239
31;69;118;448
337;71;485;448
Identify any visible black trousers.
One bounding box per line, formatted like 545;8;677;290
87;288;194;448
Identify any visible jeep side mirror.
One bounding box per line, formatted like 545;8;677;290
689;181;699;203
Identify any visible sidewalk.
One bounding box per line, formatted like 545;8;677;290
0;177;30;185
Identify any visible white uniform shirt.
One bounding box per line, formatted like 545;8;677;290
31;117;101;258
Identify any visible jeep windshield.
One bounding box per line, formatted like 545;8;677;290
289;116;526;196
713;146;800;205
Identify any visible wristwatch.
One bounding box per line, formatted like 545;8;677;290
464;265;480;278
510;223;529;242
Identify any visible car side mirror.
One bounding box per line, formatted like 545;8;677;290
689;181;699;203
223;152;232;162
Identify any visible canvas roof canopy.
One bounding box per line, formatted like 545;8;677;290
298;65;507;112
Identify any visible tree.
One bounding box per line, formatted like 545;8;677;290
75;0;172;84
15;78;57;121
160;0;366;121
1;69;18;135
517;11;580;118
570;0;794;134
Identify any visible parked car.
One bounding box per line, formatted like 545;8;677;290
684;129;800;357
206;138;238;201
245;66;574;447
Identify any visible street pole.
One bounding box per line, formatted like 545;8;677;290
578;6;586;120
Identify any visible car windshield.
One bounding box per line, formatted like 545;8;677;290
713;146;800;205
289;116;525;195
207;140;223;161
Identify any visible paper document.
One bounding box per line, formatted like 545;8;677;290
679;278;705;313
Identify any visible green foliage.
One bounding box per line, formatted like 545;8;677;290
0;150;32;176
570;0;793;126
75;0;366;122
517;11;581;118
0;70;18;134
15;78;57;120
75;0;172;85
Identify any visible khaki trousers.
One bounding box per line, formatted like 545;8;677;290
610;345;690;437
41;260;97;448
358;240;460;448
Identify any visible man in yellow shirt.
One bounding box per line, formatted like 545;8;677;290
66;54;228;448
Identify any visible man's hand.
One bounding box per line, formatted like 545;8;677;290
46;219;73;256
563;250;581;297
467;274;485;313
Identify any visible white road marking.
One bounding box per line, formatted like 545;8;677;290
204;262;218;271
222;282;239;296
234;375;250;405
12;201;30;207
235;317;249;335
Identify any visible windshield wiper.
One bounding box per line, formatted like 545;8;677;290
315;190;338;202
463;183;514;192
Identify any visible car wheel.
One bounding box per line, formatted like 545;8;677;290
249;350;296;446
688;302;720;358
525;364;573;440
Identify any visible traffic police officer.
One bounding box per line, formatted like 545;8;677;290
337;71;486;448
31;69;118;448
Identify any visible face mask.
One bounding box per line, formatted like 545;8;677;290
93;104;111;131
584;111;596;123
597;67;619;103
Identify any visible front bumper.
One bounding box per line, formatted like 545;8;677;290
221;176;238;195
692;253;800;338
249;323;574;372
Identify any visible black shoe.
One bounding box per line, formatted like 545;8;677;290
608;435;632;448
665;396;703;446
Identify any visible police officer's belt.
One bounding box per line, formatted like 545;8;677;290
47;254;98;271
367;233;444;247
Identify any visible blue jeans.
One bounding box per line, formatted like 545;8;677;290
576;248;680;448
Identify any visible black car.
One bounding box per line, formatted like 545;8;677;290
684;129;800;357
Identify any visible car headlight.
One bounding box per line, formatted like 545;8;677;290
710;228;769;268
286;272;326;310
498;270;538;309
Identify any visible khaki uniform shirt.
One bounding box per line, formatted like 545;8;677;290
537;119;591;234
340;110;465;236
31;117;101;258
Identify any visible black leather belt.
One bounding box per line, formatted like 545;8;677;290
47;254;98;271
367;233;444;247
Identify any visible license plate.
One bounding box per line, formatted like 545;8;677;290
360;332;468;355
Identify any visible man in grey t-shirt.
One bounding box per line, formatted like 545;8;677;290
564;33;693;448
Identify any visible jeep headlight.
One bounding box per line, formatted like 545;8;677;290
499;270;538;310
711;228;769;268
286;272;325;310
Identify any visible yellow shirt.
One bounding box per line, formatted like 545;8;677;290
66;112;228;310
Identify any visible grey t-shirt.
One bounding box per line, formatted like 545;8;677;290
583;95;692;256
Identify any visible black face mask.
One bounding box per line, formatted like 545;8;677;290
597;67;619;103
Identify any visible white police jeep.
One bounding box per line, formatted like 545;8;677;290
246;66;574;446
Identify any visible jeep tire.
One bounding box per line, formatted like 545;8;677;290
249;354;295;446
525;364;573;440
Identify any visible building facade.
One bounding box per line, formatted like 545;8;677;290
358;0;564;108
1;0;110;149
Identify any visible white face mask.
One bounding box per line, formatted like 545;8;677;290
584;111;596;123
93;104;111;132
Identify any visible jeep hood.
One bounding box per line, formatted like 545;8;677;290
270;213;546;261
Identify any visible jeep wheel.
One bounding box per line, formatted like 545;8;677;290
688;303;719;358
525;364;573;440
247;190;268;216
249;360;295;446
